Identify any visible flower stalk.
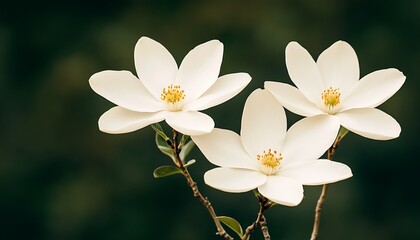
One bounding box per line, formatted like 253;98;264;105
170;130;233;240
310;128;348;240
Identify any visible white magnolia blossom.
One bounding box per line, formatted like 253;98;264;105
265;41;405;140
89;36;251;136
192;89;352;206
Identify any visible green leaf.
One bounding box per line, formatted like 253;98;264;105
153;165;183;178
338;126;349;139
179;134;190;147
155;133;174;159
217;216;243;237
179;140;195;161
184;159;196;167
151;123;169;141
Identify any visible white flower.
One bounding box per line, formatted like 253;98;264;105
265;41;405;140
192;89;352;206
89;36;251;136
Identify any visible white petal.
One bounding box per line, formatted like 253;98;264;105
192;129;259;170
89;70;163;112
285;42;324;104
341;68;406;111
165;111;215;136
281;115;340;168
258;175;303;206
336;108;401;140
98;106;166;134
204;167;267;193
184;73;251;111
176;40;223;102
281;160;352;185
316;41;359;97
240;89;287;158
265;81;324;116
134;36;178;99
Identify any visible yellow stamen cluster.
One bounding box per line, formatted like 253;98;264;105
161;85;185;111
161;85;185;103
257;149;282;175
321;87;341;109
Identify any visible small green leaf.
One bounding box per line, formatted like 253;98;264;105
151;123;170;141
152;122;163;131
153;165;183;178
252;189;260;198
155;133;174;159
184;159;196;167
179;134;190;147
217;216;243;237
179;140;195;161
338;126;349;139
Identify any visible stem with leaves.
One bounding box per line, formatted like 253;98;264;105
310;127;348;240
152;124;277;239
167;130;233;240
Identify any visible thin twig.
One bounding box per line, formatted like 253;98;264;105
259;215;271;240
311;184;328;240
242;195;271;240
171;130;233;240
310;135;343;240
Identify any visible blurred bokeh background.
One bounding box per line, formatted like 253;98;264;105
0;0;418;239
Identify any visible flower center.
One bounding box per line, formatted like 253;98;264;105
257;149;282;175
161;84;185;111
321;87;341;114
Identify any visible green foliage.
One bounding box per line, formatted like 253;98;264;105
152;124;195;162
152;123;175;160
153;166;183;178
153;160;196;178
184;159;196;167
179;134;190;148
216;216;243;238
151;123;170;141
179;140;195;161
338;126;349;139
155;133;174;159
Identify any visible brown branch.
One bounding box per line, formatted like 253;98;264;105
310;134;343;240
171;130;233;240
242;195;271;240
310;184;328;240
259;215;271;240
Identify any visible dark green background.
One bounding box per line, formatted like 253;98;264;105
1;0;418;239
